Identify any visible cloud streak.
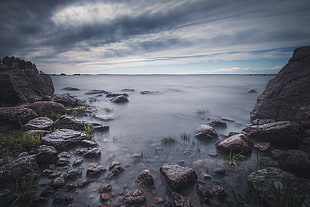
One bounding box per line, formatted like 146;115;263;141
0;0;309;74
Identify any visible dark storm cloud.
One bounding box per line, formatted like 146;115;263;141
0;0;309;73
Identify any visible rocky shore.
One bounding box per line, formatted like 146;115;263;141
0;48;310;207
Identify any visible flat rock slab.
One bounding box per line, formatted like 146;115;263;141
160;164;197;190
22;117;53;131
42;129;89;149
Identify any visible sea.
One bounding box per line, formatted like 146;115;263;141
51;74;273;206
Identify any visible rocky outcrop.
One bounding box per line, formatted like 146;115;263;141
160;164;197;191
248;167;310;207
0;56;54;106
251;46;310;121
0;106;38;126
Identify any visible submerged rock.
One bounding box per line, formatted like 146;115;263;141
216;133;252;155
251;46;310;121
62;87;80;91
247;121;303;147
0;106;38;126
85;90;108;95
42;129;90;149
110;95;129;103
106;93;128;97
27;101;66;118
160;164;197;191
22;117;53;131
248;167;310;207
194;124;218;139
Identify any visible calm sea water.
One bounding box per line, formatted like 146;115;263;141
51;74;273;206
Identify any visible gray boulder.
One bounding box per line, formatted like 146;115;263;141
22;117;53;131
194;124;218;139
160;164;197;190
216;133;252;155
0;56;54;106
42;129;90;149
251;46;310;121
248;167;310;207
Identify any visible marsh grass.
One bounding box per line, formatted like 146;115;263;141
180;132;191;142
83;124;94;135
161;137;177;144
12;176;37;206
66;105;91;116
229;151;246;166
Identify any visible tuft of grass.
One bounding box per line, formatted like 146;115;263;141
161;137;177;144
229;151;246;166
180;132;191;142
12;177;36;206
83;124;94;135
48;110;63;120
66;105;91;116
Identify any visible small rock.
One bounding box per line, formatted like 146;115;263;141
213;168;226;176
52;93;85;107
194;124;218;139
172;192;194;207
57;157;70;167
85;90;108;95
208;120;227;128
123;189;146;204
197;184;211;200
121;89;135;92
83;148;101;158
248;89;258;93
259;156;280;168
216;133;252;155
65;169;82;180
81;140;97;147
154;196;165;204
27;101;66;118
106;93;128;97
99;183;112;193
73;157;84;166
135;169;154;187
51;177;66;188
86;165;106;177
101;193;111;202
109;162;124;177
62;87;80;91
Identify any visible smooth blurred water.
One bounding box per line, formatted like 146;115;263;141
51;74;273;206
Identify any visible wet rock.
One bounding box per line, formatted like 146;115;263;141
22;117;53;131
140;90;160;95
73;157;84;166
53;193;73;205
251;119;275;125
109;162;124;177
90;122;109;132
51;177;66;188
194;124;218;139
212;185;226;197
101;193;111;202
81;140;97;147
208;120;227;128
135;169;154;187
27;101;66;118
52;115;87;130
121;88;135;92
25;129;49;137
197;184;211;200
296;105;310;129
106;93;128;97
87;165;106;177
248;167;310;207
154;196;165;204
251;46;310;121
0;106;38;126
62;87;80;91
259;156;280;168
85;90;108;95
99;183;112;193
0;57;54;106
280;150;310;178
171;192;194;207
110;95;129;103
247;121;303;147
213;168;226;176
216;133;252;155
42;129;90;149
160;164;197;190
83;148;101;158
248;89;258;93
36;145;58;165
57;157;70;167
65;169;82;181
76;179;94;188
123;189;146;204
52;93;85;107
18;151;29;158
254;142;271;152
57;151;72;158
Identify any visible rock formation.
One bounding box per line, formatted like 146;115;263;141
251;46;310;121
0;56;54;106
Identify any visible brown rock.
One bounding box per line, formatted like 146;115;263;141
0;106;38;126
251;46;310;121
216;133;252;155
27;101;65;119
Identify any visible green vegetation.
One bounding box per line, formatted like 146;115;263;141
104;107;113;113
48;110;63;120
12;177;36;206
83;124;94;135
161;137;177;144
229;151;245;166
66;105;91;116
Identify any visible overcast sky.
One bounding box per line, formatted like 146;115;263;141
0;0;309;74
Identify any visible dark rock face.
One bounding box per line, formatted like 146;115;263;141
296;105;310;129
248;167;310;207
194;124;218;139
36;145;58;165
42;129;90;149
247;121;303;147
22;117;54;131
27;101;66;118
52;93;85;107
0;56;54;106
216;133;252;155
160;164;197;191
0;106;39;126
251;46;310;121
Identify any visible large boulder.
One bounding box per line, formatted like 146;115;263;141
27;101;66;119
194;124;218;139
247;121;303;147
0;106;38;126
251;46;310;121
0;56;54;106
160;164;197;191
216;133;252;155
248;167;310;207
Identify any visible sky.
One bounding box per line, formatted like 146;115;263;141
0;0;309;74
